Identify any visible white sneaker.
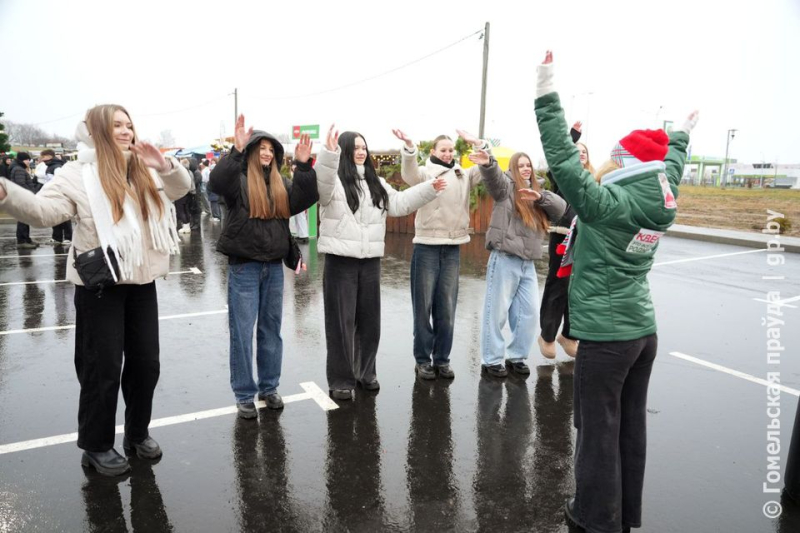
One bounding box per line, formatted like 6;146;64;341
178;223;191;234
62;239;71;244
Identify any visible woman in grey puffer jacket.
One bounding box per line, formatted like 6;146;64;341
470;149;566;378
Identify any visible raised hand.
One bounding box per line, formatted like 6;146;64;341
536;50;555;98
518;188;542;202
234;114;253;153
391;129;414;149
467;149;491;166
572;121;583;133
131;142;171;172
456;129;482;147
325;124;339;152
294;133;313;163
680;110;700;134
432;176;448;192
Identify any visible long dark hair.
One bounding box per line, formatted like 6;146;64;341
337;131;389;214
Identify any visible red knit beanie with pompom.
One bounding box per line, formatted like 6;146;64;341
610;129;669;167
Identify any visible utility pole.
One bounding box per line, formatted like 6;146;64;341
479;22;490;139
721;128;737;188
233;88;238;126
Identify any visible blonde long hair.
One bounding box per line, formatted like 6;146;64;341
85;105;163;224
246;141;290;219
594;159;621;183
509;152;549;232
576;142;597;177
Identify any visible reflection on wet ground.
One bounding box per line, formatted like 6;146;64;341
0;221;799;532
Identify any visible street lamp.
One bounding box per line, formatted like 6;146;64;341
721;128;737;187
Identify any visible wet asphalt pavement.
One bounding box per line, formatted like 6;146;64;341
0;216;798;533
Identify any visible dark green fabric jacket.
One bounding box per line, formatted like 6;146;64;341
535;92;689;341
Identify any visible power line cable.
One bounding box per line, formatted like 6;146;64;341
25;94;230;127
138;95;229;117
249;28;484;101
22;29;482;128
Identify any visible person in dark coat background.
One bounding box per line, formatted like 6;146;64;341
0;155;12;179
9;152;38;248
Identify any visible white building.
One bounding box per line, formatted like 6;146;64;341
728;163;800;189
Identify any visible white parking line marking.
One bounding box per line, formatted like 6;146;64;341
301;381;340;411
751;299;798;309
0;308;228;336
0;382;336;456
752;294;800;309
0;268;203;287
0;253;70;260
157;309;228;321
654;248;766;267
669;352;800;397
0;279;69;287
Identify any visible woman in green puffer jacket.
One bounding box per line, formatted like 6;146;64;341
535;50;698;533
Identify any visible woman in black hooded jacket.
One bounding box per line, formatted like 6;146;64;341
209;114;318;419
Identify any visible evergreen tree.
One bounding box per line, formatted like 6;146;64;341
0;112;10;153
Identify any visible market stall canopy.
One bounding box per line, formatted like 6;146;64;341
173;145;217;158
461;146;516;172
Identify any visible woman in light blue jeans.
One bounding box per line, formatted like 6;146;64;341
470;150;566;378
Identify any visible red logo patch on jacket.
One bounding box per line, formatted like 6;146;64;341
626;229;664;253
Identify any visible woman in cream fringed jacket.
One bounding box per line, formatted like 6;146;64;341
0;104;192;476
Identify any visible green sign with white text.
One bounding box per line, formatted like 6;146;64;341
292;125;319;139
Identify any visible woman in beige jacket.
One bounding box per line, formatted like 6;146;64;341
392;129;488;380
0;104;192;476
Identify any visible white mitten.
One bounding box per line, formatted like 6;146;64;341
536;62;555;98
676;111;700;134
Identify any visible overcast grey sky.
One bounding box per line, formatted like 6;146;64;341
2;0;798;165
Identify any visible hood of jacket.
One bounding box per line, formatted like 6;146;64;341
244;130;285;172
600;160;676;231
46;158;65;175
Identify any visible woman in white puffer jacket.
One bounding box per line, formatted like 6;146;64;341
317;125;446;401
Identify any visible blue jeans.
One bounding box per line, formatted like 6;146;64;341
208;190;222;219
411;244;460;365
480;250;539;366
228;261;284;403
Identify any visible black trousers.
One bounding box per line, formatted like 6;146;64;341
540;233;574;342
573;333;657;533
52;221;72;242
74;282;160;452
16;222;32;244
174;195;191;226
323;255;381;391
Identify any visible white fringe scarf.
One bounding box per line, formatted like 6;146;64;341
79;147;181;282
